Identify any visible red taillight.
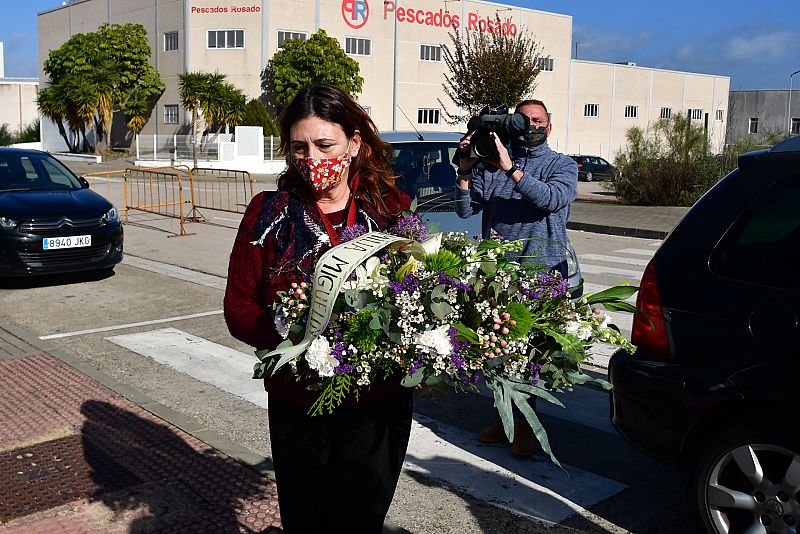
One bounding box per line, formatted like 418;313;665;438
577;163;583;169
631;261;671;359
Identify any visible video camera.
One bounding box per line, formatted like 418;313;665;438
466;105;530;159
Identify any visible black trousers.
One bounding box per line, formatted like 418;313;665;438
268;391;413;534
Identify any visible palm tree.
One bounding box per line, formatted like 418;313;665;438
88;59;122;153
178;71;210;169
37;84;80;152
64;76;101;153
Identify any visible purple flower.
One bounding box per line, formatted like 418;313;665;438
390;272;420;294
331;342;356;375
518;271;569;301
390;215;428;241
448;326;472;353
340;224;368;243
439;271;471;292
528;362;543;385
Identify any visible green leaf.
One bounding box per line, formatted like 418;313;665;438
565;372;612;390
505;302;533;338
510;389;564;471
430;301;454;320
486;376;514;442
542;329;585;360
401;370;426;388
586;283;638;305
454;322;480;344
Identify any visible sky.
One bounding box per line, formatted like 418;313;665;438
1;0;798;90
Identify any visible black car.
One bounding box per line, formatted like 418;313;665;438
569;155;615;182
609;136;800;533
0;148;123;276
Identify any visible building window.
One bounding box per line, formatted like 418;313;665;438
164;31;179;52
345;37;371;56
419;44;442;62
538;57;554;71
277;30;307;48
164;105;179;124
584;103;598;117
749;117;759;134
660;107;672;119
792;118;800;135
208;29;244;49
716;109;724;121
688;108;703;121
417;108;440;125
624;105;638;118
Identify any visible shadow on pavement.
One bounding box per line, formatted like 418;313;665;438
80;399;283;533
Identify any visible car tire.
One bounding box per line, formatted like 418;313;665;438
584;171;593;182
690;428;800;534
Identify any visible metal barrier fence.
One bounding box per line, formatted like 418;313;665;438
189;167;254;219
125;168;193;236
82;165;254;236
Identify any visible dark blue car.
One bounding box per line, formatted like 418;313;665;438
0;148;123;276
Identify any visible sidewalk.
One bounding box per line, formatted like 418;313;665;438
0;321;282;533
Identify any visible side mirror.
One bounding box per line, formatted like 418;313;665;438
78;177;90;189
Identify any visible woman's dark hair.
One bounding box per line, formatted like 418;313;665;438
277;83;399;217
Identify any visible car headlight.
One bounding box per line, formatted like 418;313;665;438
0;216;19;230
102;207;119;223
565;242;580;278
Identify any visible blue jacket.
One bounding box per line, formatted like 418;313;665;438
454;141;578;272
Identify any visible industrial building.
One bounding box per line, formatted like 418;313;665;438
38;0;730;158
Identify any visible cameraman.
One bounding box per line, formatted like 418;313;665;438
454;99;578;456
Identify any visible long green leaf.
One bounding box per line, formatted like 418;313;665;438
511;390;564;471
565;371;612;390
586;284;638;305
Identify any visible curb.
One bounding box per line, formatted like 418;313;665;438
567;221;668;240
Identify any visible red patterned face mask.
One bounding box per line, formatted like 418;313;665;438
292;144;352;192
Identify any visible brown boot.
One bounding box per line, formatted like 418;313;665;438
511;423;537;458
477;417;507;444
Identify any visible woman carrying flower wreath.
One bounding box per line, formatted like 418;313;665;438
224;83;413;533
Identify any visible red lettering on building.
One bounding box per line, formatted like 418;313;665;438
190;5;262;14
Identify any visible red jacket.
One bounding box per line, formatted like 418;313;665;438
224;188;411;408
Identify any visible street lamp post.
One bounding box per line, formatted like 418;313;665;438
788;69;800;136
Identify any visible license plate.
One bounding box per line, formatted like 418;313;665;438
42;235;92;250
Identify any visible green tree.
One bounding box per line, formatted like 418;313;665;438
613;113;721;206
40;23;163;153
439;17;544;124
262;29;363;108
179;71;247;169
240;99;279;137
36;84;81;152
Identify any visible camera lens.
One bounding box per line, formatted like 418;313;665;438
472;136;496;159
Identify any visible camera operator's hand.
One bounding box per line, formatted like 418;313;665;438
485;132;514;175
456;133;477;189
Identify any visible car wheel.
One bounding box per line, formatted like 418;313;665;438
584;171;593;182
691;429;800;534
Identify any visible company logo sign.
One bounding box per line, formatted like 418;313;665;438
342;0;369;29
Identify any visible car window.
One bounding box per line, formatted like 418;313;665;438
711;176;800;290
391;142;459;205
598;158;610;166
38;156;81;188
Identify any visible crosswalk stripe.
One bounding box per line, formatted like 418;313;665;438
107;327;628;524
579;263;643;278
614;248;657;256
105;327;268;409
579;254;650;266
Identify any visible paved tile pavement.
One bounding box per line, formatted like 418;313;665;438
0;351;282;533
